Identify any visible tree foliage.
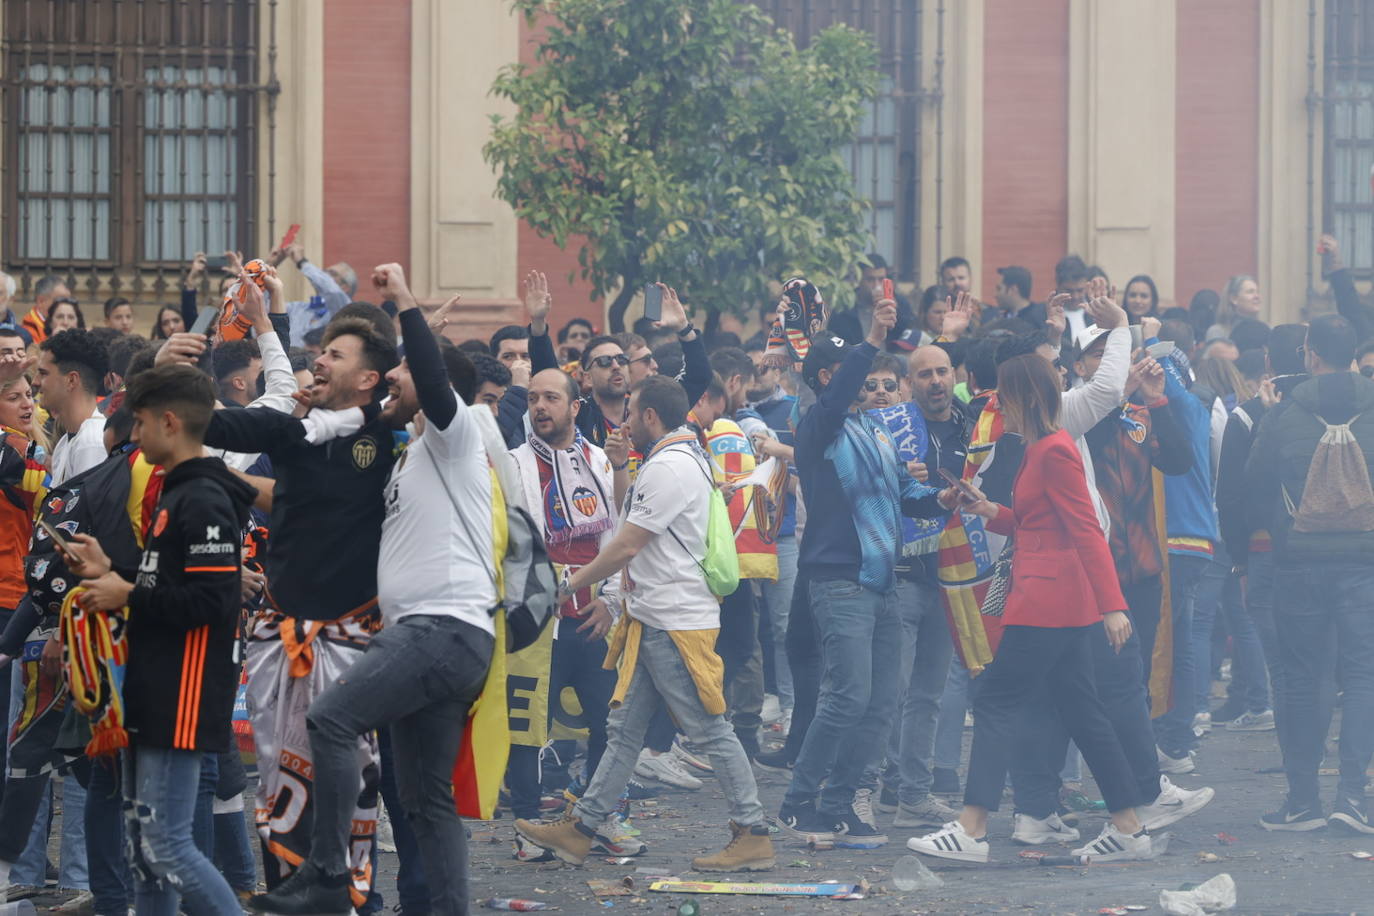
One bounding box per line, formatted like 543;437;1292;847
485;0;877;331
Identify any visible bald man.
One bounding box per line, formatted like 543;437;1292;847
505;368;633;855
871;344;976;828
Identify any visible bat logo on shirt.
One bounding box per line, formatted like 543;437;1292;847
352;437;378;470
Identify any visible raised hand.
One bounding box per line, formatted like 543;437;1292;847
524;269;552;334
155;332;208;367
186;252;207;289
1086;290;1127;330
867;295;897;347
1045;292;1070;340
941;291;974;340
371;262;415;309
1137;356;1165;403
223;250;245;275
261;265;286;315
604;426;630;469
1141;315;1161;341
428;294;463;333
657;283;690;333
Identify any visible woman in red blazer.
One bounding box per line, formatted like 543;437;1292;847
908;354;1151;864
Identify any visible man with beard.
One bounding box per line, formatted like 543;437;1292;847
871;344;971;831
201;309;398;909
515;376;775;871
524;271;710;454
505;367;631;851
249;264;495;915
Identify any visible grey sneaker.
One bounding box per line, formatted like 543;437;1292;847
893;795;959;829
1227;709;1275;732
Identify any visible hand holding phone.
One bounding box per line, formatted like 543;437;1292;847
882;278;894;302
936;466;980;501
277;223;301;251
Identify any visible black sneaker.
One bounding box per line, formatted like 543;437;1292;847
876;781;899;814
931;766;961;796
625;778;661;800
1259;799;1326;832
828;805;889;848
247;861;351;913
777;801;834;842
753;748;793;774
1209;698;1246;724
1329;795;1374;835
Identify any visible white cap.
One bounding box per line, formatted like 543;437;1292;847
1073;325;1111;356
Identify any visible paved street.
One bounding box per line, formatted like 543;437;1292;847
23;720;1373;914
454;724;1371;916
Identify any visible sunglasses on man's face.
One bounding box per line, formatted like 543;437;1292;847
590;354;630;370
864;378;899;393
1362;364;1374;378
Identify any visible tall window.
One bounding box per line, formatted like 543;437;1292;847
755;1;924;283
3;0;271;282
1325;0;1374;273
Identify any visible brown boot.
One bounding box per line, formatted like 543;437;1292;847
691;821;776;872
514;812;595;866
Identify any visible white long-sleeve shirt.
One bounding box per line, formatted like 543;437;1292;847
1062;325;1131;535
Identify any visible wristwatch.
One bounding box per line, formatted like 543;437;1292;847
677;322;696;339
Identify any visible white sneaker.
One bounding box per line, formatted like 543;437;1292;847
671;736;714;774
634;748;703;790
1192;711;1212;738
376;804;397;853
1157;745;1196;774
1011;812;1080;845
778;710;792;738
761;694;783;725
1227;709;1275;732
1072;823;1152;862
1139;775;1216;831
906;821;989;863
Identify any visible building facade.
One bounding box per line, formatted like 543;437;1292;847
0;0;1366;336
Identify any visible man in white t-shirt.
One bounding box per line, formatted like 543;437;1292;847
515;375;775;873
251;264;495;916
36;329;110;484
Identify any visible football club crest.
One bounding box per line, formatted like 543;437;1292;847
353;436;378;469
571;486;598;518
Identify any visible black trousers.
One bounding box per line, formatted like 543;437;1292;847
965;625;1144;815
779;572;820;762
1010;614;1161;818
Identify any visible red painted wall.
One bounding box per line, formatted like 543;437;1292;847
322;0;412;288
515;11;601;332
1175;0;1260;309
981;0;1071;304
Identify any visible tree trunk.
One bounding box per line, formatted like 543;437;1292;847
607;281;637;334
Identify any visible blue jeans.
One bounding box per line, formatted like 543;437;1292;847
306;614;492;916
1274;563;1374;805
933;660;971;772
123;745;242;916
880;578;953;805
1194;547;1269;714
784;578;901;813
760;536;799;712
576;623;764;827
1154;553;1209;756
83;756;130;913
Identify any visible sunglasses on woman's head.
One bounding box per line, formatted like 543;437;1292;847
590;354;630;369
864;378;899;393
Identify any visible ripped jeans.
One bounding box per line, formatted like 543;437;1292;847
122;745;241;916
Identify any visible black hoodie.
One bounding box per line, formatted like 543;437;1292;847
1216;373;1307;566
1244;371;1374;565
125;456;256;752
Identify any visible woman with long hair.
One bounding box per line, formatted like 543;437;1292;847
1206;275;1262;341
908;354;1152;864
1195;355;1253;412
1123;275;1159;324
44;299;86;337
916;285;949;345
150;305;185;340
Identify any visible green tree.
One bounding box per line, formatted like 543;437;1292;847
485;0;877;332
